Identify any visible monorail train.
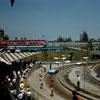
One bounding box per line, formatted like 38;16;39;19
1;40;47;50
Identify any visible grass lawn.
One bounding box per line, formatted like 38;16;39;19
24;51;89;61
25;52;69;61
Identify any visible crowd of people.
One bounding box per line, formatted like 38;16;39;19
39;64;54;97
3;60;41;100
0;58;81;100
39;63;81;100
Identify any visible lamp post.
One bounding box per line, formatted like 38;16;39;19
50;62;51;70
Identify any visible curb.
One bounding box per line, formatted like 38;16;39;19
58;66;100;100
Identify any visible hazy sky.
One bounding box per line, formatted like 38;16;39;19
0;0;100;41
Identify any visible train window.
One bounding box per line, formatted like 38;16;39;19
22;42;25;44
30;42;31;44
19;42;21;44
1;42;7;44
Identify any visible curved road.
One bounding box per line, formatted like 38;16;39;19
29;63;100;100
63;67;100;99
45;65;88;100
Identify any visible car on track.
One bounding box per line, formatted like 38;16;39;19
49;69;59;74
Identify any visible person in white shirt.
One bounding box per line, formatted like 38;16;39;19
13;89;17;99
26;90;32;100
12;77;16;89
13;71;17;79
9;82;13;89
39;67;42;77
18;70;21;79
20;88;25;95
40;75;43;89
20;88;25;100
29;63;33;68
39;67;42;72
77;75;80;91
18;91;23;100
26;86;30;91
10;90;13;94
43;64;46;72
8;77;11;82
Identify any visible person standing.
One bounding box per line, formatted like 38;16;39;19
18;91;24;100
17;70;21;79
50;80;54;96
39;67;42;77
26;86;30;91
20;81;24;89
43;64;46;72
50;63;52;70
13;89;17;100
39;70;42;77
20;88;25;100
77;75;80;91
12;77;16;89
72;87;79;100
40;75;43;89
26;90;32;100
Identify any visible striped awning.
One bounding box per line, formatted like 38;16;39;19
3;52;40;63
0;57;11;65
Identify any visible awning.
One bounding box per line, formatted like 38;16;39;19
3;52;40;63
0;57;11;65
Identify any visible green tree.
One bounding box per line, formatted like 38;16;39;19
57;36;65;42
65;37;72;42
0;29;4;42
0;29;9;42
80;31;89;42
43;52;48;58
69;52;74;61
88;40;93;50
0;28;9;49
4;35;9;41
86;40;93;58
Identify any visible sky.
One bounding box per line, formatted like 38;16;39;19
0;0;100;41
